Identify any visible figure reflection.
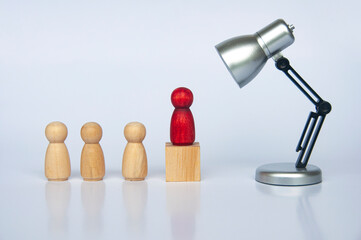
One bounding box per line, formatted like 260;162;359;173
166;182;200;240
256;183;323;240
81;181;105;239
45;181;71;240
122;181;148;239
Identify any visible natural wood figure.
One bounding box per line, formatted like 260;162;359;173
122;122;148;181
80;122;105;181
45;121;71;181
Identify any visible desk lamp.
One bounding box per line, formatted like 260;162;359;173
215;19;331;186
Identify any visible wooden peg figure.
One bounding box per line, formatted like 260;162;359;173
45;121;71;181
122;122;148;181
170;87;195;145
81;122;105;181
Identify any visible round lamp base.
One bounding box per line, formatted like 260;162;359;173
255;163;322;186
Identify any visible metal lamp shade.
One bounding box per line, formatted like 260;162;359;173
215;19;295;88
215;35;268;88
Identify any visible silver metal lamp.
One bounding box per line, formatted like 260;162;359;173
215;19;331;186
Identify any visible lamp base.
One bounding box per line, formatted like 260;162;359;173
255;163;322;186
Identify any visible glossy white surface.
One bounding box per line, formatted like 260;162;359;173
1;164;361;240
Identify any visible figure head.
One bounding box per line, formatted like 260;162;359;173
124;122;146;143
45;121;68;143
81;122;102;144
171;87;193;108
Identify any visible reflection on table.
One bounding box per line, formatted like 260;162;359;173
81;181;105;239
45;181;71;240
166;182;200;240
256;183;323;240
122;181;148;239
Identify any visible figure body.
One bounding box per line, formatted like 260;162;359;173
122;122;148;181
45;121;71;181
81;122;105;181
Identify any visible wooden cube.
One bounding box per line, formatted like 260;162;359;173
165;142;200;182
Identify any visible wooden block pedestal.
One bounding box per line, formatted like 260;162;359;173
165;142;200;182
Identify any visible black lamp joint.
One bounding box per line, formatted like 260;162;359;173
275;57;290;71
316;101;332;115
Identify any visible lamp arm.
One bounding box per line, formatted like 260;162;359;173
275;57;332;168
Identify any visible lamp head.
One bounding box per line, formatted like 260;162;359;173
215;19;295;88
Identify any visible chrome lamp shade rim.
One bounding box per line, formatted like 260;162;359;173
215;36;268;89
215;44;241;86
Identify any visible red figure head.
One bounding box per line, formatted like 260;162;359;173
171;87;193;108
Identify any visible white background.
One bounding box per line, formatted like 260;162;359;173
0;1;360;239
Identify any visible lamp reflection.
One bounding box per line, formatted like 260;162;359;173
45;181;71;240
122;181;148;239
166;182;200;240
256;183;323;240
81;181;105;239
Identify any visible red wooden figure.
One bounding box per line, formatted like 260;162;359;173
170;87;195;145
